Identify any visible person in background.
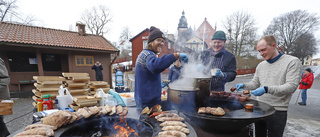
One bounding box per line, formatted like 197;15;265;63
91;61;103;81
235;35;302;137
135;26;188;108
198;30;237;92
298;68;314;105
0;58;10;136
161;60;182;88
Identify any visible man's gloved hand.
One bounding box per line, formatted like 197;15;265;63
215;69;224;78
235;83;244;91
196;64;203;71
178;53;188;63
251;87;266;96
301;81;307;85
161;82;166;88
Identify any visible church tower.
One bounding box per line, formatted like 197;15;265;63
177;11;188;37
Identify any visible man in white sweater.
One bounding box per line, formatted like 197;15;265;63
235;35;302;137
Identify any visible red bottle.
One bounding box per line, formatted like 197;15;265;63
47;94;54;109
42;95;50;111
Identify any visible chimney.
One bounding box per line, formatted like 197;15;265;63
76;22;86;36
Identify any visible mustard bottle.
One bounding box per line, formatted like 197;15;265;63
36;99;43;112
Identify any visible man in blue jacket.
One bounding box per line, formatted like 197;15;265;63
199;30;237;92
168;60;182;83
135;26;188;108
161;60;183;88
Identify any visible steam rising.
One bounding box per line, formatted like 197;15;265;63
169;53;212;90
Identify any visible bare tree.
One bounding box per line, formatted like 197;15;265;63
222;10;258;56
119;26;132;42
81;5;112;36
291;33;317;63
1;0;36;24
264;10;320;55
0;0;19;21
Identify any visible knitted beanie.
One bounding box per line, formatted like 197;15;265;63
212;30;227;40
148;26;165;44
306;68;312;73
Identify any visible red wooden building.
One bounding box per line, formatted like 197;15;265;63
130;28;176;69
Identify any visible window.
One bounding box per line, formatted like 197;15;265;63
143;40;148;49
42;54;62;71
8;51;38;72
75;56;93;66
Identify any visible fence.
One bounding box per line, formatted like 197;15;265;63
236;68;256;75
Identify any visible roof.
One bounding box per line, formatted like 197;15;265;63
129;28;149;42
0;22;118;52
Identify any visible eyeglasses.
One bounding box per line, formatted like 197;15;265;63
156;38;165;44
213;41;223;45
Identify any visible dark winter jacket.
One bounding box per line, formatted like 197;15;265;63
200;48;237;91
168;65;182;83
135;49;176;108
91;65;103;76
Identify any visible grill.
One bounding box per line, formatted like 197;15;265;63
180;98;276;133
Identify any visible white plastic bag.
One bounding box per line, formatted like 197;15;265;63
57;85;73;109
95;88;105;106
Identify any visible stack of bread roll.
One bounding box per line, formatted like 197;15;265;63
13;104;128;137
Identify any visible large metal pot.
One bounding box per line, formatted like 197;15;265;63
167;77;211;111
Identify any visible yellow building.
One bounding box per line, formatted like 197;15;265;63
303;55;312;66
311;58;320;66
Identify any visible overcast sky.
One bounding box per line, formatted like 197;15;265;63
17;0;320;58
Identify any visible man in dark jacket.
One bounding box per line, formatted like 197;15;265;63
91;61;103;81
0;58;10;136
161;60;183;88
199;30;237;92
135;26;189;108
168;60;182;83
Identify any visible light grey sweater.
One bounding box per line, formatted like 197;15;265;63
244;54;302;111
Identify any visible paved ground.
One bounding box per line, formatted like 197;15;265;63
4;73;320;136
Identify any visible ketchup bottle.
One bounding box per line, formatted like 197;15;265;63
47;94;54;109
42;95;50;111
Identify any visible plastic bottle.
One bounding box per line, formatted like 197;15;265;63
47;94;54;109
42;95;50;111
36;99;43;112
54;98;60;110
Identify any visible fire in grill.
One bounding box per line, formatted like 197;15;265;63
59;116;153;137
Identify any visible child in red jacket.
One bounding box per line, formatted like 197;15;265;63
298;68;314;105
